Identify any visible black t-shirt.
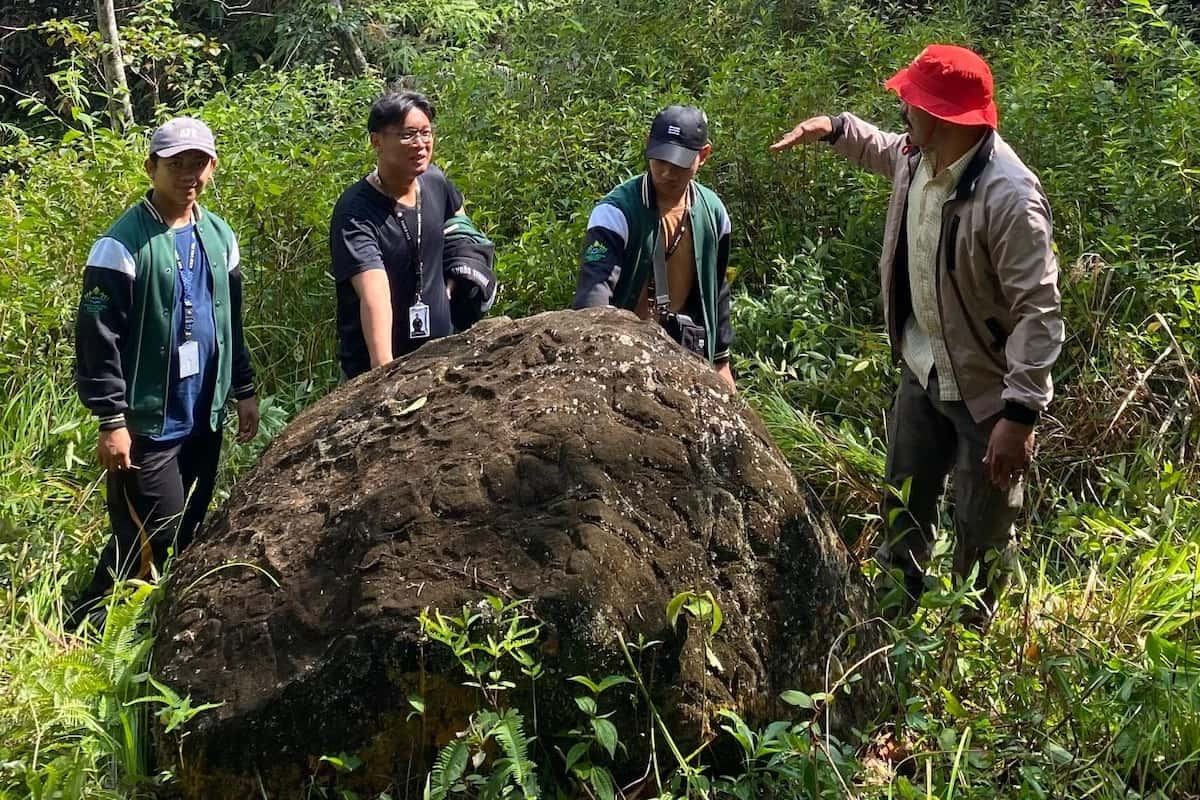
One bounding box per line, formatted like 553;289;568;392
330;165;464;378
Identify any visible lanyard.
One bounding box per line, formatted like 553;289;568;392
175;225;198;341
395;190;423;303
663;205;689;258
372;170;424;303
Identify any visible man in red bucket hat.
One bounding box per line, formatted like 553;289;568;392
771;45;1064;621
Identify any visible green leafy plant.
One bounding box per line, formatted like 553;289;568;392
419;597;543;799
419;597;543;708
560;674;632;800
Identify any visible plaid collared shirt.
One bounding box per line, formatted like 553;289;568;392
900;137;984;401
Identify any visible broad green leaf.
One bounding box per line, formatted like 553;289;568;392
564;741;590;772
667;591;690;629
590;765;616;800
594;675;632;693
940;687;968;719
591;718;618;759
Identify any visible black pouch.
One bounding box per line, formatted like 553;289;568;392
662;312;708;358
449;282;484;331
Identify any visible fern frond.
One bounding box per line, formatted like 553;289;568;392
43;652;108;699
482;760;516;798
0;121;28;144
489;708;539;798
428;738;470;800
490;708;529;765
97;605;143;679
48;702;110;743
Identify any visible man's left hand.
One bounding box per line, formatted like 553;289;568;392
236;396;261;443
984;418;1034;490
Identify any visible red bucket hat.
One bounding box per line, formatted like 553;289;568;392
884;44;998;129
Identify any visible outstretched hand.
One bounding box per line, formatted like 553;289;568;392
769;115;834;152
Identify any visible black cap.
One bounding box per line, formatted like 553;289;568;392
646;105;708;168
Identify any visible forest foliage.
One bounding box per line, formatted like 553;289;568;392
1;0;1199;797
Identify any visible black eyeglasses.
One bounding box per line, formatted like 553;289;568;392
386;127;435;143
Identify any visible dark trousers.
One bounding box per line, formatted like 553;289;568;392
880;364;1022;610
74;425;223;615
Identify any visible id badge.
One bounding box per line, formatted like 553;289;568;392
408;302;430;339
179;340;200;378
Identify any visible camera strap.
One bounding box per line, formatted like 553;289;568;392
649;187;690;318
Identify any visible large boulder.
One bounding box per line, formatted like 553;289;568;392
153;308;882;798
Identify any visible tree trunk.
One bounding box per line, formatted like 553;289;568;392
329;0;370;76
94;0;134;130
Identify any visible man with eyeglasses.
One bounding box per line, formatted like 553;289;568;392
573;105;735;391
330;91;497;380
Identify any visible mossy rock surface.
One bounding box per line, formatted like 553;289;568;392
154;308;883;798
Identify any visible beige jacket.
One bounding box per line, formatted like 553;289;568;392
828;113;1064;424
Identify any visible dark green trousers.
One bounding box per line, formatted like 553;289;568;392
880;364;1023;610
